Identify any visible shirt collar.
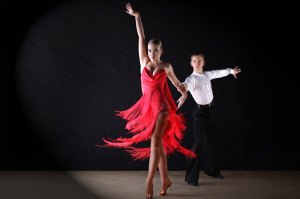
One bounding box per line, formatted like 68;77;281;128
193;71;205;75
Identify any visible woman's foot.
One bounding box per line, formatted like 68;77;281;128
159;179;172;196
145;182;153;199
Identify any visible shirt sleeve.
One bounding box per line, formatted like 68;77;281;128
206;68;234;80
182;76;195;91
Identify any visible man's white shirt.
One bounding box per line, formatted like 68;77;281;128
182;68;234;105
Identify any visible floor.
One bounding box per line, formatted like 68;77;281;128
0;171;299;199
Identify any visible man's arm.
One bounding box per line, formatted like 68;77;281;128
208;66;241;80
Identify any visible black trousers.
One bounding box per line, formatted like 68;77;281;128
185;104;220;183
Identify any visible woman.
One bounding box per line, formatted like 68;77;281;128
103;2;195;198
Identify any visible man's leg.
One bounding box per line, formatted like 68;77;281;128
185;106;206;185
203;108;222;178
185;140;201;184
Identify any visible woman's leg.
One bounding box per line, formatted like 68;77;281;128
146;111;169;188
158;143;169;184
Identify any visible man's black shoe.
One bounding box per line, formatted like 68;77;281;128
204;171;224;179
187;181;199;186
211;173;224;179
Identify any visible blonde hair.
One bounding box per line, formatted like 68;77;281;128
191;53;205;61
148;38;162;48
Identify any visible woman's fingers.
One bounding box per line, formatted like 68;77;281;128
126;2;131;11
177;97;184;104
127;2;132;10
128;2;132;8
178;102;183;108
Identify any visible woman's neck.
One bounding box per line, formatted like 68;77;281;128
151;59;162;65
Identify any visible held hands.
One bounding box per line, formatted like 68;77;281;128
233;66;242;79
177;84;187;93
126;2;139;17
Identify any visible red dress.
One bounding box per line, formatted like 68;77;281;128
102;67;196;160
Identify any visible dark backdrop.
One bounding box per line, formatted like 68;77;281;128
4;0;300;170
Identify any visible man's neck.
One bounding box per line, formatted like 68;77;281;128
194;69;204;74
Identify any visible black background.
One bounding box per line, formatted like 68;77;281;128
4;0;300;170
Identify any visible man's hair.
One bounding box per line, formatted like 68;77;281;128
190;53;205;61
148;38;162;48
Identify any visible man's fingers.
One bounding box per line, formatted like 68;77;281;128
235;69;241;74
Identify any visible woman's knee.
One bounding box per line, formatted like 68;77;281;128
151;136;163;149
158;111;169;122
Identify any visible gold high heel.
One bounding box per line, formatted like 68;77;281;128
145;183;153;199
159;179;172;196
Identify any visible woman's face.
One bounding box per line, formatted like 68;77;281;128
148;43;163;61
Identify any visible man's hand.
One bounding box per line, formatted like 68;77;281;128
233;66;242;79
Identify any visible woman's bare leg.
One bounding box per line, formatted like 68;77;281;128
146;111;169;189
158;143;169;184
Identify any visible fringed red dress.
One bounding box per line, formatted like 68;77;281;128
102;67;196;160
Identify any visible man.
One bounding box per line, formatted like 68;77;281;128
178;53;241;186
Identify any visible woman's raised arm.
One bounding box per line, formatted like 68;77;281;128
126;2;149;73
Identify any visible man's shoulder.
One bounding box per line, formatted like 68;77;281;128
203;71;213;77
203;70;212;74
186;73;196;79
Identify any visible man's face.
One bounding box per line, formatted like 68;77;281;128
190;56;205;70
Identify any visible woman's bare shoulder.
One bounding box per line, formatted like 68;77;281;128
163;62;172;69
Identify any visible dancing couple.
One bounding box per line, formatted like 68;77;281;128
102;2;241;198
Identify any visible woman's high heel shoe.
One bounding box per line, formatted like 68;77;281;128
159;179;172;196
145;183;153;199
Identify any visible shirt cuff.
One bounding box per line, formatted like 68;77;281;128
229;68;234;74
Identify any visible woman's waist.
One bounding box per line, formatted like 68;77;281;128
141;82;164;89
141;86;165;94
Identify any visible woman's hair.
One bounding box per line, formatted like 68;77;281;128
191;52;205;61
148;38;162;48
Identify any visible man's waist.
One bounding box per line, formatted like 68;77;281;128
196;101;213;108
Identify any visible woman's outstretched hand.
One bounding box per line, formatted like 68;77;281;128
126;2;139;17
